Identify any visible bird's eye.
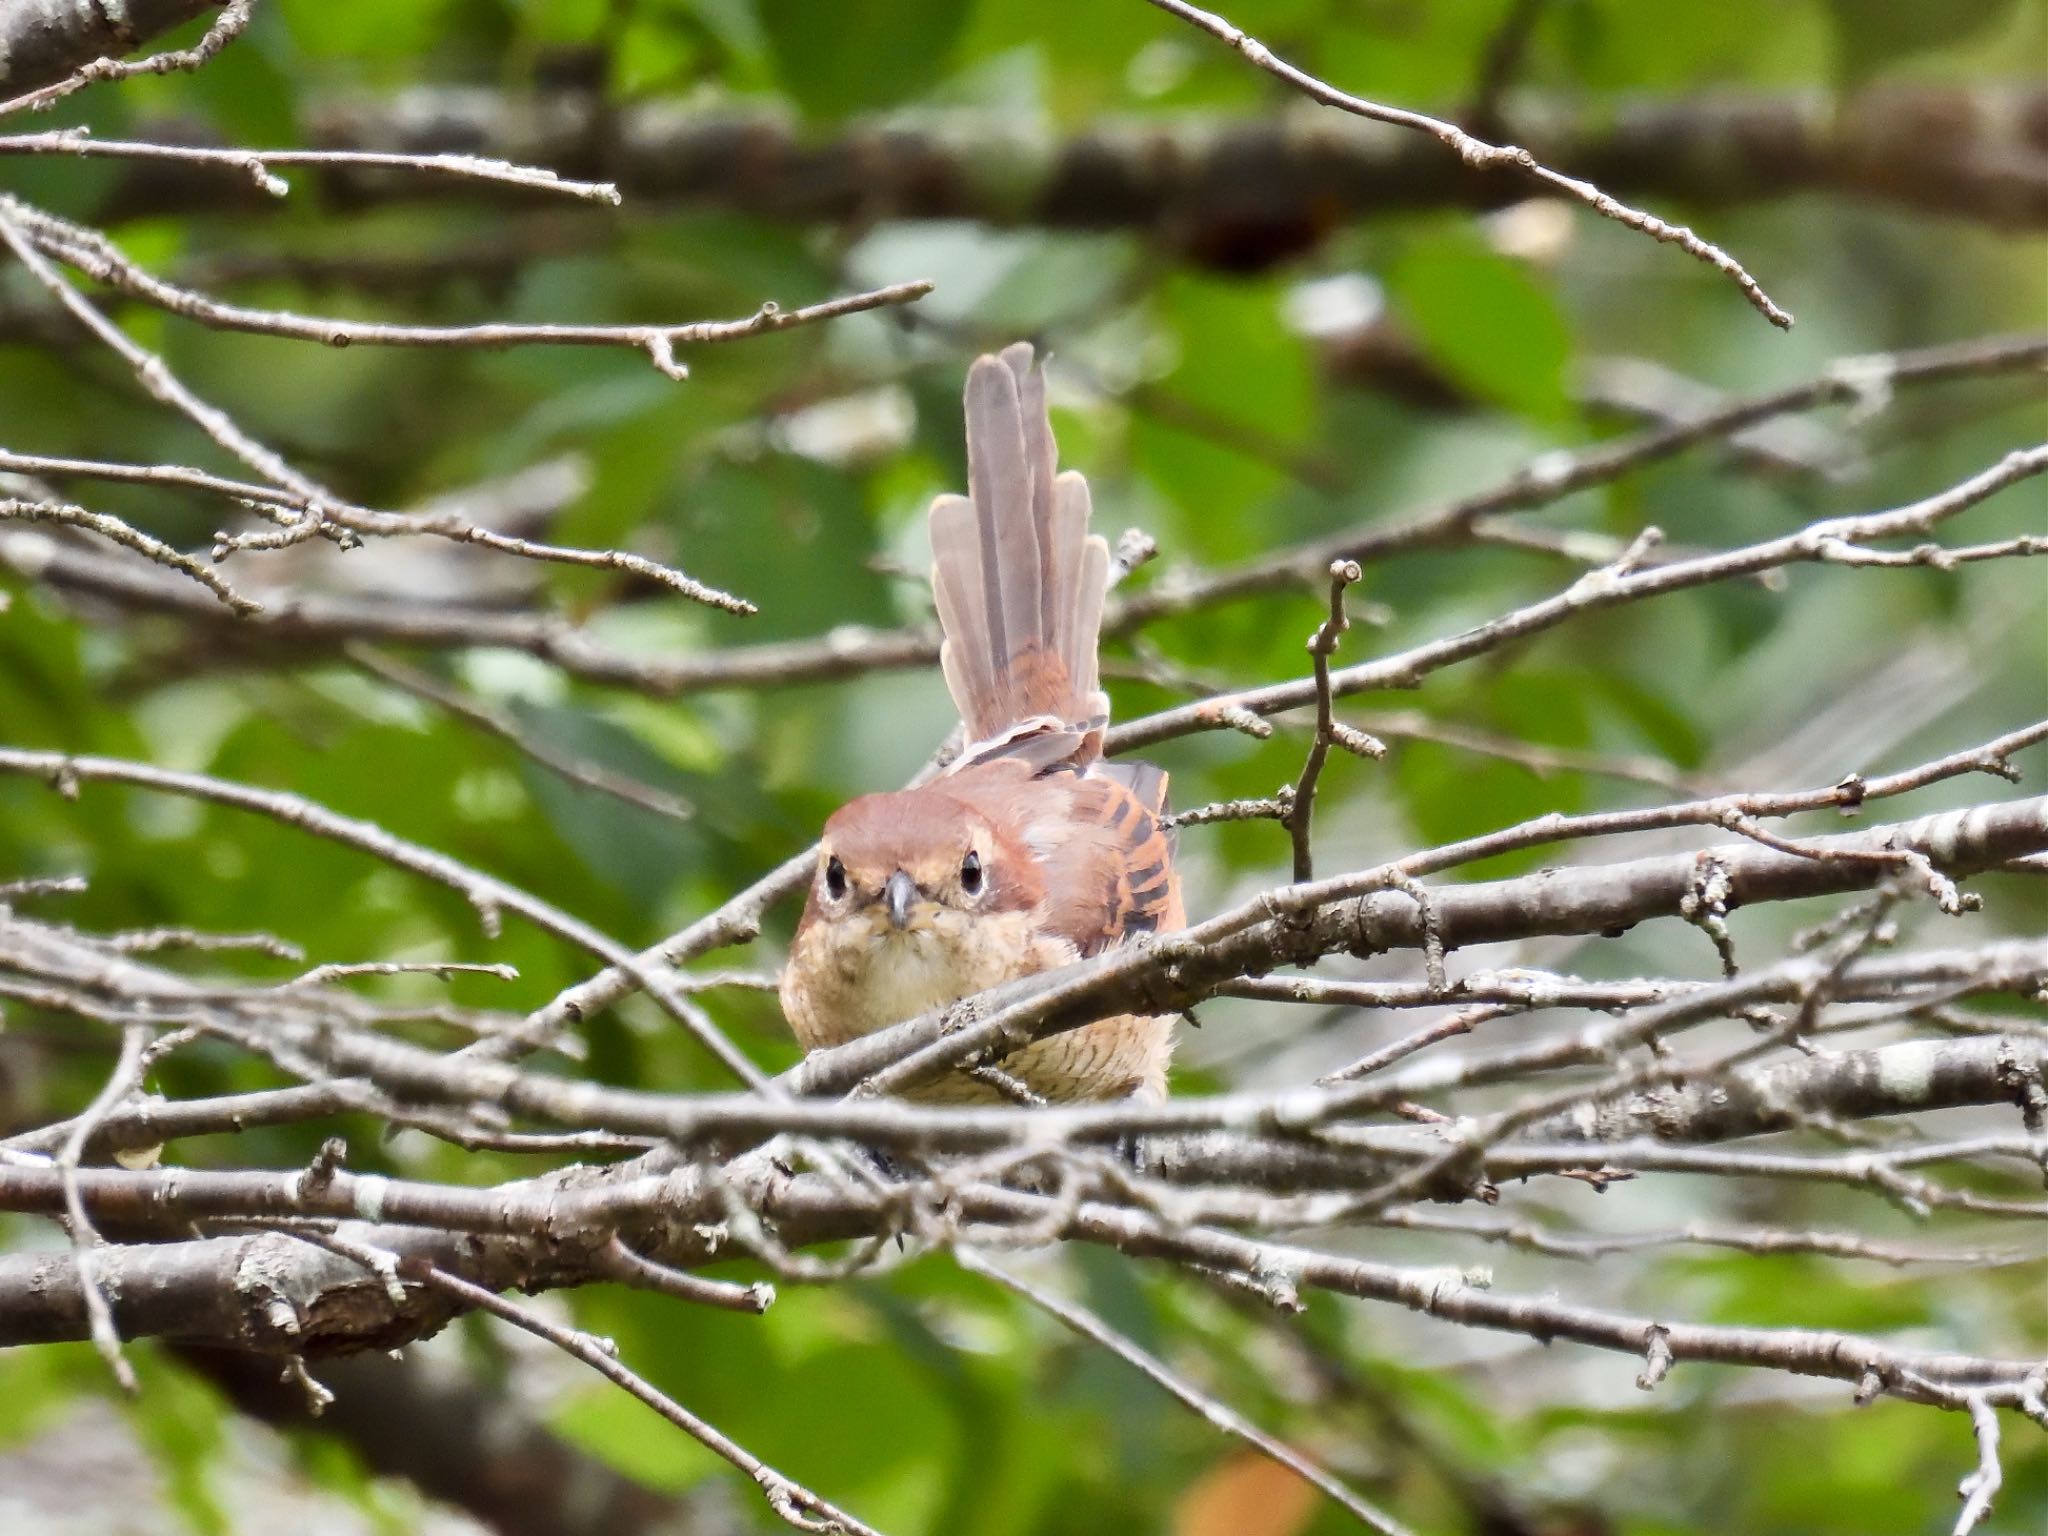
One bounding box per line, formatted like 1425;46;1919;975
959;850;983;895
824;855;848;900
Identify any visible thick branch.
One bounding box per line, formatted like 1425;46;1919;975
2;1166;2040;1419
0;1;219;98
1539;1034;2048;1145
792;794;2048;1098
3;1031;2039;1214
91;86;2048;251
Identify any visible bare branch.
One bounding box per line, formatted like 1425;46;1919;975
1114;447;2048;751
0;191;341;518
3;1162;2039;1416
1283;559;1383;882
1954;1395;2005;1536
18;203;929;382
0;1;239;115
0;127;623;204
0;494;256;612
1113;331;2048;633
960;1250;1413;1536
286;1227;879;1536
1142;0;1791;325
0;746;770;1085
88;86;2048;244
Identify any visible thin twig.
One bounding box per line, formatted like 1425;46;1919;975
287;1228;874;1535
1144;0;1791;326
0;0;255;119
1953;1394;2004;1536
346;645;696;821
1284;559;1383;882
56;1024;154;1392
959;1250;1415;1536
0;128;623;204
0;747;769;1085
0;496;257;613
24;205;928;382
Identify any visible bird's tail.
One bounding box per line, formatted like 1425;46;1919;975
930;343;1111;763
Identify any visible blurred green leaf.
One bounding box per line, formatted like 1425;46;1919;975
1387;227;1574;421
1130;271;1317;545
123;1351;231;1536
1822;0;2026;86
759;0;969;117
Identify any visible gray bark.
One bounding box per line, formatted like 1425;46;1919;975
0;0;219;95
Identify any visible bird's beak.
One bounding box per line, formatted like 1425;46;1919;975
884;869;918;930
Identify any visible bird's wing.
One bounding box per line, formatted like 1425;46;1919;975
950;761;1181;958
1065;763;1181;954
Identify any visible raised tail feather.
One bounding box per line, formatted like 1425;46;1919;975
931;343;1112;759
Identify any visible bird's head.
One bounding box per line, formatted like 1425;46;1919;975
806;789;1037;937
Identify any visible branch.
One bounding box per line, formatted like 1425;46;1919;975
3;1162;2042;1420
14;891;2032;1190
0;493;257;613
17;200;930;383
0;126;623;204
1112;445;2048;751
11;335;2041;702
1145;0;1788;325
798;784;2048;1101
0;1;226;106
85;86;2048;251
1537;1034;2048;1145
1114;329;2048;628
1283;559;1383;882
0;746;770;1084
0;525;932;690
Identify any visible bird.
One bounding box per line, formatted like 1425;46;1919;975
780;343;1182;1105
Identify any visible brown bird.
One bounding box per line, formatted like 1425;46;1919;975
781;343;1182;1104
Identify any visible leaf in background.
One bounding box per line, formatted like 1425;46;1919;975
1066;1248;1176;1488
1557;0;1832;90
511;700;756;911
759;0;969;118
0;1342;95;1447
507;0;609;47
1130;271;1316;550
1823;0;2026;88
1387;226;1574;422
554;1380;719;1492
1393;728;1590;877
182;9;301;145
123;1350;232;1536
279;0;471;66
682;452;898;641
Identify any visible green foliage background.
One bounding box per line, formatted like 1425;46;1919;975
1;2;2044;1532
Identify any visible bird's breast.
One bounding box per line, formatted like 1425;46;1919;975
783;908;1068;1051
